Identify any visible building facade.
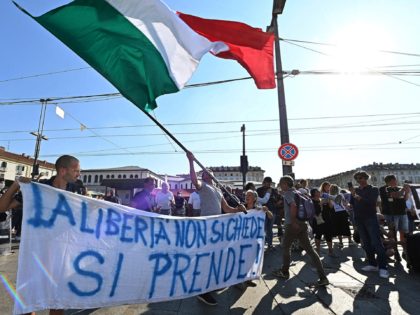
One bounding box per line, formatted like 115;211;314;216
80;166;164;204
165;174;194;191
0;147;55;186
313;162;420;188
209;166;265;183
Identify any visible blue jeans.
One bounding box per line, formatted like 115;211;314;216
265;214;275;246
355;216;387;269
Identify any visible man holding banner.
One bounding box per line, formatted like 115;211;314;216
0;154;80;216
0;155;81;315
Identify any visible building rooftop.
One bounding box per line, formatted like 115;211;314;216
209;166;264;172
0;147;55;168
316;162;420;180
82;166;149;172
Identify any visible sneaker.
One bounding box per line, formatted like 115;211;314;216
317;277;329;286
379;269;389;279
361;265;378;272
272;269;290;279
197;293;217;306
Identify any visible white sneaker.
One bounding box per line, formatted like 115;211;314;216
379;269;389;279
361;265;378;272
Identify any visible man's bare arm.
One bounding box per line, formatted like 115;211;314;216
221;197;246;213
0;181;20;213
187;151;202;190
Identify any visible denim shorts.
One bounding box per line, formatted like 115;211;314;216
384;214;409;233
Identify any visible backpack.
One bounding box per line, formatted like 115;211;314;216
295;191;315;221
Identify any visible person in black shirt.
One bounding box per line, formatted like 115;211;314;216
173;191;186;216
379;174;409;261
0;154;81;315
130;177;156;212
311;188;335;257
350;171;389;279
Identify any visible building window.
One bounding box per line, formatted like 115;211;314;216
88;175;92;183
99;175;103;182
111;175;114;179
106;174;110;179
175;184;178;189
94;175;98;183
191;183;193;189
83;175;87;182
118;175;122;179
16;165;25;173
134;175;138;178
123;174;126;179
130;174;133;178
1;161;6;168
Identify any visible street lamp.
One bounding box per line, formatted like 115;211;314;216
273;0;286;14
268;0;293;177
31;98;50;179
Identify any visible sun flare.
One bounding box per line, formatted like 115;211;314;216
329;21;392;74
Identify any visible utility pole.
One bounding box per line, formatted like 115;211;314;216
31;98;50;179
240;124;248;190
268;0;293;176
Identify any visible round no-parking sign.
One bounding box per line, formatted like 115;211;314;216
278;143;299;161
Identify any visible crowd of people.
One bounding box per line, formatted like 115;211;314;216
0;153;419;313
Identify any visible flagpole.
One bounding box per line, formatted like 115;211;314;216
140;109;241;207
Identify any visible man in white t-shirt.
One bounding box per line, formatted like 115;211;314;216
188;190;201;217
155;182;174;215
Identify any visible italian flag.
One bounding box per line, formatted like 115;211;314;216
16;0;228;111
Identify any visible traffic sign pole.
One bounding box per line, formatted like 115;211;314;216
270;3;292;176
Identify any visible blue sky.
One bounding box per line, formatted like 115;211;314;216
1;0;420;182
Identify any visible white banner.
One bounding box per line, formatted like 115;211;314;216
15;182;265;314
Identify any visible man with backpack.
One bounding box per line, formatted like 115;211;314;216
272;175;329;286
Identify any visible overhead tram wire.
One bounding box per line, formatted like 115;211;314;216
37;144;420;159
3;120;420;143
51;105;137;157
279;38;420;87
0;67;91;83
0;111;419;135
2;69;420;106
280;38;420;58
